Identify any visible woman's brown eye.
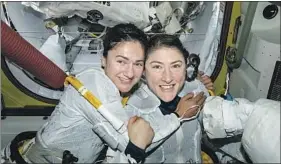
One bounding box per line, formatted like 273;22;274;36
135;63;143;67
117;60;125;64
173;64;181;68
152;65;161;69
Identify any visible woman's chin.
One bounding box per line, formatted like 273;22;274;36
160;95;176;102
119;89;130;94
117;84;132;93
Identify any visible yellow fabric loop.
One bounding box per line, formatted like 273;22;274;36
18;139;31;155
65;76;102;109
121;97;129;107
201;151;214;164
208;90;215;96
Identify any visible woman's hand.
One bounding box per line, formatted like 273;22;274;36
175;92;206;119
197;71;214;91
127;116;155;149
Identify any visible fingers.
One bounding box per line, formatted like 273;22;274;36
206;82;214;91
183;106;199;118
201;74;209;79
200;74;212;82
201;75;214;90
191;107;200;115
197;95;207;107
128;116;139;125
189;105;199;111
130;116;149;126
181;92;195;101
202;77;212;85
193;92;204;102
204;83;213;88
197;73;202;80
197;71;205;79
199;71;204;76
207;86;214;91
206;83;214;88
182;92;206;105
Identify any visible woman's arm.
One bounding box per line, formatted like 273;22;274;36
125;116;154;163
203;96;255;138
64;69;154;163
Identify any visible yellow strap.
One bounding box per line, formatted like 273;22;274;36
18;139;31;155
201;151;214;164
64;76;129;109
121;96;129;107
208;90;215;96
65;76;102;109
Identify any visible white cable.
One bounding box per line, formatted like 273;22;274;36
224;72;230;96
126;154;137;164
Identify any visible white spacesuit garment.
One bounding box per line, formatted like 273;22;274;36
1;67;184;164
203;96;280;163
105;79;209;163
21;2;150;28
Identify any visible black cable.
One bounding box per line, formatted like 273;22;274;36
1;2;17;31
242;57;260;73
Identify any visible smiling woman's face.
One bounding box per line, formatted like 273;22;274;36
145;47;187;102
102;41;145;94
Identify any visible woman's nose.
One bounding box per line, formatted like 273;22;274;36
124;63;134;78
161;69;173;83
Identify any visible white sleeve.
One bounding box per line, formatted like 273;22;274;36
202;96;255;139
145;112;181;152
242;99;280;163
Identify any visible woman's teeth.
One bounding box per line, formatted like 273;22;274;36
160;85;174;89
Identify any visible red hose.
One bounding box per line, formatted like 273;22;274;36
1;21;67;89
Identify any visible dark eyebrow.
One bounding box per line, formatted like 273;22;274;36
149;61;163;65
150;60;183;65
116;55;144;63
171;60;183;65
135;60;144;63
116;55;129;60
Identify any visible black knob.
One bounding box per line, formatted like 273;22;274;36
186;53;200;82
62;150;79;164
87;10;103;23
263;4;278;19
189;54;200;67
